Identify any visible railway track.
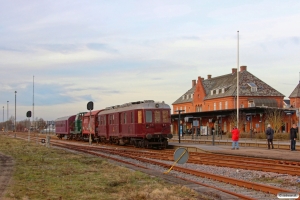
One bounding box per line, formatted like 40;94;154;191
49;141;298;200
7;133;300;199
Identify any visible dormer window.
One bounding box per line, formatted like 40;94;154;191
182;95;185;100
247;83;257;92
222;88;225;93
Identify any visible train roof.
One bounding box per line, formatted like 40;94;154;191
55;115;76;122
99;100;170;115
83;110;103;117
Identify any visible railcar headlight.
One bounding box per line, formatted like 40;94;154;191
146;134;152;140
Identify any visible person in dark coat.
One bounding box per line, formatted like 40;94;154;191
290;123;298;151
265;124;274;149
231;126;240;150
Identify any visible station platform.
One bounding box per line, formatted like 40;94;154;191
169;139;300;162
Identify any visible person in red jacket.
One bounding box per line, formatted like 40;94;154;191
231;126;240;150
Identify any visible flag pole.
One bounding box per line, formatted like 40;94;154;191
237;31;239;128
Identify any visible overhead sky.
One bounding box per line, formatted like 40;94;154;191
1;0;300;121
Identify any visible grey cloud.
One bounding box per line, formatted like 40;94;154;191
86;43;118;53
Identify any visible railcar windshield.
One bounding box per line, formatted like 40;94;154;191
154;111;161;123
162;110;170;123
145;111;152;123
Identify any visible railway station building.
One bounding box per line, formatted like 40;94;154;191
171;66;300;136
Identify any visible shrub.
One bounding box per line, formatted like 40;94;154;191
273;132;290;140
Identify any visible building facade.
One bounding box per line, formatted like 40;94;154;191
172;66;300;135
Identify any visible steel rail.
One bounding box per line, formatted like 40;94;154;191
50;142;300;199
51;142;257;200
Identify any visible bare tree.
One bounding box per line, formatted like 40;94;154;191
264;108;284;133
228;111;246;132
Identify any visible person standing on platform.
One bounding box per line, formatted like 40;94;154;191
231;126;240;150
265;124;274;149
290;123;298;151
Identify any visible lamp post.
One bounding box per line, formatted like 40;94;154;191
15;91;17;136
175;110;185;143
7;101;9;132
2;106;3;132
259;113;263;133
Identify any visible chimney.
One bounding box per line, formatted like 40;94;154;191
207;74;212;79
192;79;196;87
232;68;237;74
240;65;247;71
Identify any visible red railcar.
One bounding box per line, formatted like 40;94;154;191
98;100;172;149
55;115;76;139
82;110;103;141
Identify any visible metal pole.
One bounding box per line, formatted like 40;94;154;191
221;116;223;139
178;112;181;143
28;118;30;142
2;106;3;133
15;91;17;137
7;101;9;132
250;115;252;140
175;110;185;144
33;75;34;131
237;30;239;129
89;110;92;145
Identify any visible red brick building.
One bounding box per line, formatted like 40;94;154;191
172;66;299;135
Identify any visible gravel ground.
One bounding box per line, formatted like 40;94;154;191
92;149;300;194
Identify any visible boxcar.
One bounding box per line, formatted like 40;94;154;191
55;115;76;139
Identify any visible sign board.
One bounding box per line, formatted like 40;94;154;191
180;125;183;136
193;120;199;127
174;148;189;164
201;126;208;135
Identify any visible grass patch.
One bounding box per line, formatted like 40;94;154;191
0;135;211;200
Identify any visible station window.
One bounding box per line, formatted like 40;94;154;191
146;111;153;123
154;111;161;123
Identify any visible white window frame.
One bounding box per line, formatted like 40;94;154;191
248;101;255;107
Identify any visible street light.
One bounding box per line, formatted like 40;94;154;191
7;101;9;132
2;106;4;132
15;91;17;137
